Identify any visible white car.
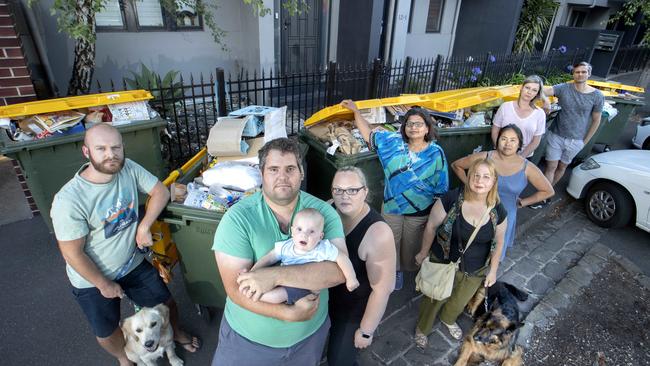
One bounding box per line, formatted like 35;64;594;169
567;150;650;232
632;117;650;150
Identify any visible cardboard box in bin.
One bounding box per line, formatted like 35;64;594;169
206;116;252;156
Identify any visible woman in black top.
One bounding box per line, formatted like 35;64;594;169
413;159;507;347
328;166;396;365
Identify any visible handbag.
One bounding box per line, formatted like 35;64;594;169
415;205;491;301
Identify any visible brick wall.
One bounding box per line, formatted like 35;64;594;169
0;0;36;106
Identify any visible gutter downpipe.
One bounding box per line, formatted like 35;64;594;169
447;0;462;57
383;0;396;63
21;1;59;97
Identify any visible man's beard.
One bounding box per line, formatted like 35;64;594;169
89;155;124;174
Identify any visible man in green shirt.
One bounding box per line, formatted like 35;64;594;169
212;138;346;365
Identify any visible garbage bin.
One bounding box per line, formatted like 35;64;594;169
594;98;644;149
574;112;611;162
300;129;385;212
161;154;227;309
433;125;493;189
0;117;167;231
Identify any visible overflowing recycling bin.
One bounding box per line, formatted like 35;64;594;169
300;86;521;207
0;91;167;231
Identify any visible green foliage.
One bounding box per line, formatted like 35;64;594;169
544;72;573;86
507;72;527;85
608;0;650;45
513;0;558;53
124;64;184;100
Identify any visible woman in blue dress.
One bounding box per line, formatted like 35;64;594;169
451;124;554;258
341;100;449;289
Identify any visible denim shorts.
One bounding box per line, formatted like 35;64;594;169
72;260;171;338
545;130;585;164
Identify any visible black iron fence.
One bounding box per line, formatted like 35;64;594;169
610;45;650;75
100;48;592;168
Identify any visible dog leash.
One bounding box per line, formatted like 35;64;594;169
115;246;150;313
484;286;489;313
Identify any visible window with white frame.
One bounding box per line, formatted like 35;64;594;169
425;0;444;33
96;0;202;32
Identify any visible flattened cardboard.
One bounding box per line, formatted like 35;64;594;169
206;116;253;156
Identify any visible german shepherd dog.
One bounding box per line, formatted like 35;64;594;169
454;282;529;366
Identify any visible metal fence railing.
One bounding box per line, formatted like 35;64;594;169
610;45;650;75
100;47;593;168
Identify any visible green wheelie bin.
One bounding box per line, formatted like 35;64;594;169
593;98;645;149
160;152;226;310
0;118;168;231
433;125;493;189
299;128;385;212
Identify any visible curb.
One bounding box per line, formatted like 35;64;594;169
516;243;650;349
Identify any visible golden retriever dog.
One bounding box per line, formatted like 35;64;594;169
122;303;183;366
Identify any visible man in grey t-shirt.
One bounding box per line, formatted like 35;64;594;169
51;124;200;365
542;61;604;187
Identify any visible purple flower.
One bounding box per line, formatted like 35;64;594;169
489;55;496;63
460;77;467;84
470;75;477;82
448;71;454;77
471;67;482;75
559;45;567;54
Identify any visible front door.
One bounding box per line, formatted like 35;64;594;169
280;0;322;73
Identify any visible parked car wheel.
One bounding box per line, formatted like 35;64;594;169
585;183;633;228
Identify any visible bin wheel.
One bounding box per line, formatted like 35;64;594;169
603;145;611;152
195;304;212;323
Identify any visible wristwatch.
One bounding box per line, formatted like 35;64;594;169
359;329;373;339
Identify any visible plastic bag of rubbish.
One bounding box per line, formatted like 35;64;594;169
463;112;486;127
202;161;262;191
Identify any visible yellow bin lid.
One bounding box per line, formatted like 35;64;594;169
304;85;521;127
586;80;644;93
0;90;154;118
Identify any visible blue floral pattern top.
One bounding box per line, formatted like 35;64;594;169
371;130;449;215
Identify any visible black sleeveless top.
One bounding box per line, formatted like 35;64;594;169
329;206;385;322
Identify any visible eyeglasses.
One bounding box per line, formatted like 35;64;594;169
405;121;425;128
332;186;366;196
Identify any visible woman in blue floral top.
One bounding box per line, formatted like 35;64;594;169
341;100;449;290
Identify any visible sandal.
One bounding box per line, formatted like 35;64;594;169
442;321;463;340
414;331;428;349
175;334;202;353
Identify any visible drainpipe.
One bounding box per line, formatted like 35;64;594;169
21;1;59;97
383;0;396;62
447;0;462;57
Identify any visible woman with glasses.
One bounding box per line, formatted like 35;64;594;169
413;159;507;346
451;124;553;259
328;166;395;366
341;100;449;291
491;75;547;158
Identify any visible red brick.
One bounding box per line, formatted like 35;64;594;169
11;67;28;76
0;58;25;68
4;47;22;58
0;38;20;47
5;95;36;104
0;7;9;17
0;27;15;37
18;85;34;95
0;86;18;97
0;67;11;77
0;17;12;26
0;76;31;87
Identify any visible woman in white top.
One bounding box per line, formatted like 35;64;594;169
491;75;547;158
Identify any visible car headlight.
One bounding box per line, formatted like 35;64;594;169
579;158;600;170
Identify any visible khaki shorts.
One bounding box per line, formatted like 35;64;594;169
545;130;584;164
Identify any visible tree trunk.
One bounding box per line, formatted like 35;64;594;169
67;0;96;95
